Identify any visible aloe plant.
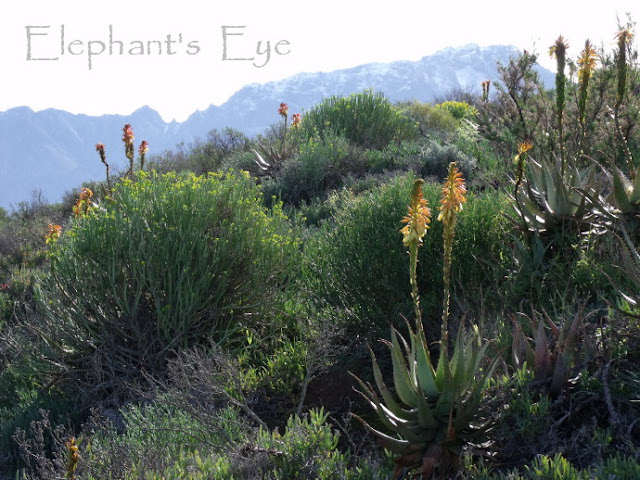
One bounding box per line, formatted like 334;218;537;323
251;103;301;176
511;306;594;398
352;167;499;479
513;156;598;234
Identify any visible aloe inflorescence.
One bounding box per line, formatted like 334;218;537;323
352;165;498;479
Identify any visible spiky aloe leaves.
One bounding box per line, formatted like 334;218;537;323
351;321;498;477
511;307;592;398
513;157;597;234
610;164;640;214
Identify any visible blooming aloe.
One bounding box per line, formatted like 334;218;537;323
352;165;499;479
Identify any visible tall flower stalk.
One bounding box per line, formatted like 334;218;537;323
549;36;569;170
401;179;431;324
577;40;598;129
122;123;135;178
438;163;467;349
614;27;635;178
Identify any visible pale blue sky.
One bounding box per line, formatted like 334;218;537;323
1;1;638;121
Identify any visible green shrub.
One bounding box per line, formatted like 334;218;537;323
594;455;640;479
147;128;251;176
524;454;586;480
301;90;417;150
39;171;301;394
0;291;10;326
302;173;510;340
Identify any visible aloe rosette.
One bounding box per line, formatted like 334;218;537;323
352;321;498;475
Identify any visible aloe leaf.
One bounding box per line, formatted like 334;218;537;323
511;316;528;369
434;341;447;390
520;194;548;228
613;165;634;213
415;323;440;399
434;360;455;420
367;346;414;420
451;329;469;390
629;166;640;204
351;413;410;451
550;353;566;397
534;318;551;382
414;386;438;430
390;330;419;408
544;161;561;213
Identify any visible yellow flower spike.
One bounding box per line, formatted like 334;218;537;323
401;179;432;324
438;163;466;222
439;163;466;350
45;224;62;244
401;179;431;247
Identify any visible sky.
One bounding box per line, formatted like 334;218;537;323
1;1;639;123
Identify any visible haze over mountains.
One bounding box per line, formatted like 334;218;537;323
0;44;553;210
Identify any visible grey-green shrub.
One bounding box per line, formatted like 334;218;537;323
39;171;300;393
301;90;417;150
421;142;477;182
262;134;367;205
255;408;390;480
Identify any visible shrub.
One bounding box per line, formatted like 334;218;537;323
421;142;477;182
301;90;417;150
38;171;301;396
399;100;459;137
147;128;251;176
254;408;390;479
262;134;367;206
435;100;478;121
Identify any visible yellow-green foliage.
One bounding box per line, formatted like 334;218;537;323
435;101;478;122
39;170;301;392
401;100;459;134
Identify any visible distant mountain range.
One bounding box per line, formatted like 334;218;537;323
0;44;554;210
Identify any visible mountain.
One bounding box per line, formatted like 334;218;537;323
0;44;553;210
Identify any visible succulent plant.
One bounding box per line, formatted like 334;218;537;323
511;306;594;398
602;163;640;215
513;156;599;234
352;321;498;478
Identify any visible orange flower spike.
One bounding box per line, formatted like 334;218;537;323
78;187;93;201
401;179;431;247
138;140;149;155
278;102;289;118
45;223;62;244
95;143;106;161
122;123;135;161
291;113;302;128
122;124;134;145
438;163;466;223
518;141;533;155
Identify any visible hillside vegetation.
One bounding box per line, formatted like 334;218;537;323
2;22;640;479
